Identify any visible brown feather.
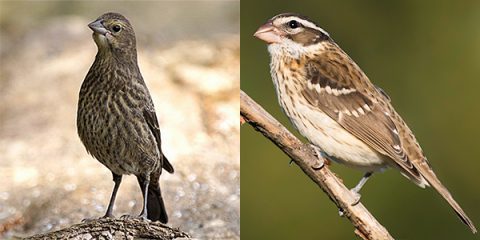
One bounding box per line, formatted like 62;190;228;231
301;53;422;182
259;12;476;233
143;109;174;173
301;44;476;232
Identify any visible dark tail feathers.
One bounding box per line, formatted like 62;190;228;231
162;154;174;174
146;181;168;223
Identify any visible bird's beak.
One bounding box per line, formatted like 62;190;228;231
88;20;109;35
254;21;282;44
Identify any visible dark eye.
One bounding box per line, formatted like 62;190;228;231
112;25;121;33
288;20;300;29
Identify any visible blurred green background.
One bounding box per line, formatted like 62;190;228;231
241;1;480;239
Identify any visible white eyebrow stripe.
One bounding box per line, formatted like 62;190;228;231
278;16;330;37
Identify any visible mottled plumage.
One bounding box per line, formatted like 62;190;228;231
77;12;173;223
255;13;476;233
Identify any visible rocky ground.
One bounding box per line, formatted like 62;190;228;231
0;16;239;239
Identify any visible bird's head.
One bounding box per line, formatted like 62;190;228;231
254;13;331;59
89;12;136;55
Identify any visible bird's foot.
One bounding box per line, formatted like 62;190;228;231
138;211;149;221
338;189;362;216
311;159;324;170
82;214;114;223
120;214;150;222
120;214;135;220
81;218;95;223
348;172;372;206
349;188;362;206
309;144;326;170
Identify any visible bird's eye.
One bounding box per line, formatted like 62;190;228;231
288;20;300;29
112;25;121;33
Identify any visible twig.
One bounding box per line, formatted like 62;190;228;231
23;218;190;240
240;90;394;240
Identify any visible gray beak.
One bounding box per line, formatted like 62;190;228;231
88;20;108;35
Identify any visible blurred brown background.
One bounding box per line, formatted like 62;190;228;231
0;1;239;239
241;1;480;239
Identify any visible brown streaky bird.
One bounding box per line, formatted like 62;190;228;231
77;12;174;223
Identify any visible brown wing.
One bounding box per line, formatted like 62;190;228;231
143;109;174;173
301;53;477;232
301;58;423;183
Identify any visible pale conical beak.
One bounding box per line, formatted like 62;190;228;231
88;20;108;35
254;22;282;44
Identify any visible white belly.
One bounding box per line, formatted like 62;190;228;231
290;102;387;171
270;69;387;172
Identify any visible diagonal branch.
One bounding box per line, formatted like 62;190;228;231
240;90;394;240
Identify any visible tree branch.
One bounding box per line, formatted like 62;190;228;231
24;218;190;240
240;90;394;240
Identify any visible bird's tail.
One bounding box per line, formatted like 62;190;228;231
162;153;174;174
146;179;169;223
418;162;477;233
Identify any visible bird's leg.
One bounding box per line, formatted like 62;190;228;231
137;175;150;220
338;172;373;217
350;172;373;206
104;173;122;218
310;144;327;170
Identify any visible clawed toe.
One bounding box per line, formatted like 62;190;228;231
348;172;372;206
82;214;114;223
337;190;361;217
81;218;94;223
138;212;149;221
120;214;133;220
120;214;150;222
309;144;326;170
350;190;362;206
311;159;325;170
